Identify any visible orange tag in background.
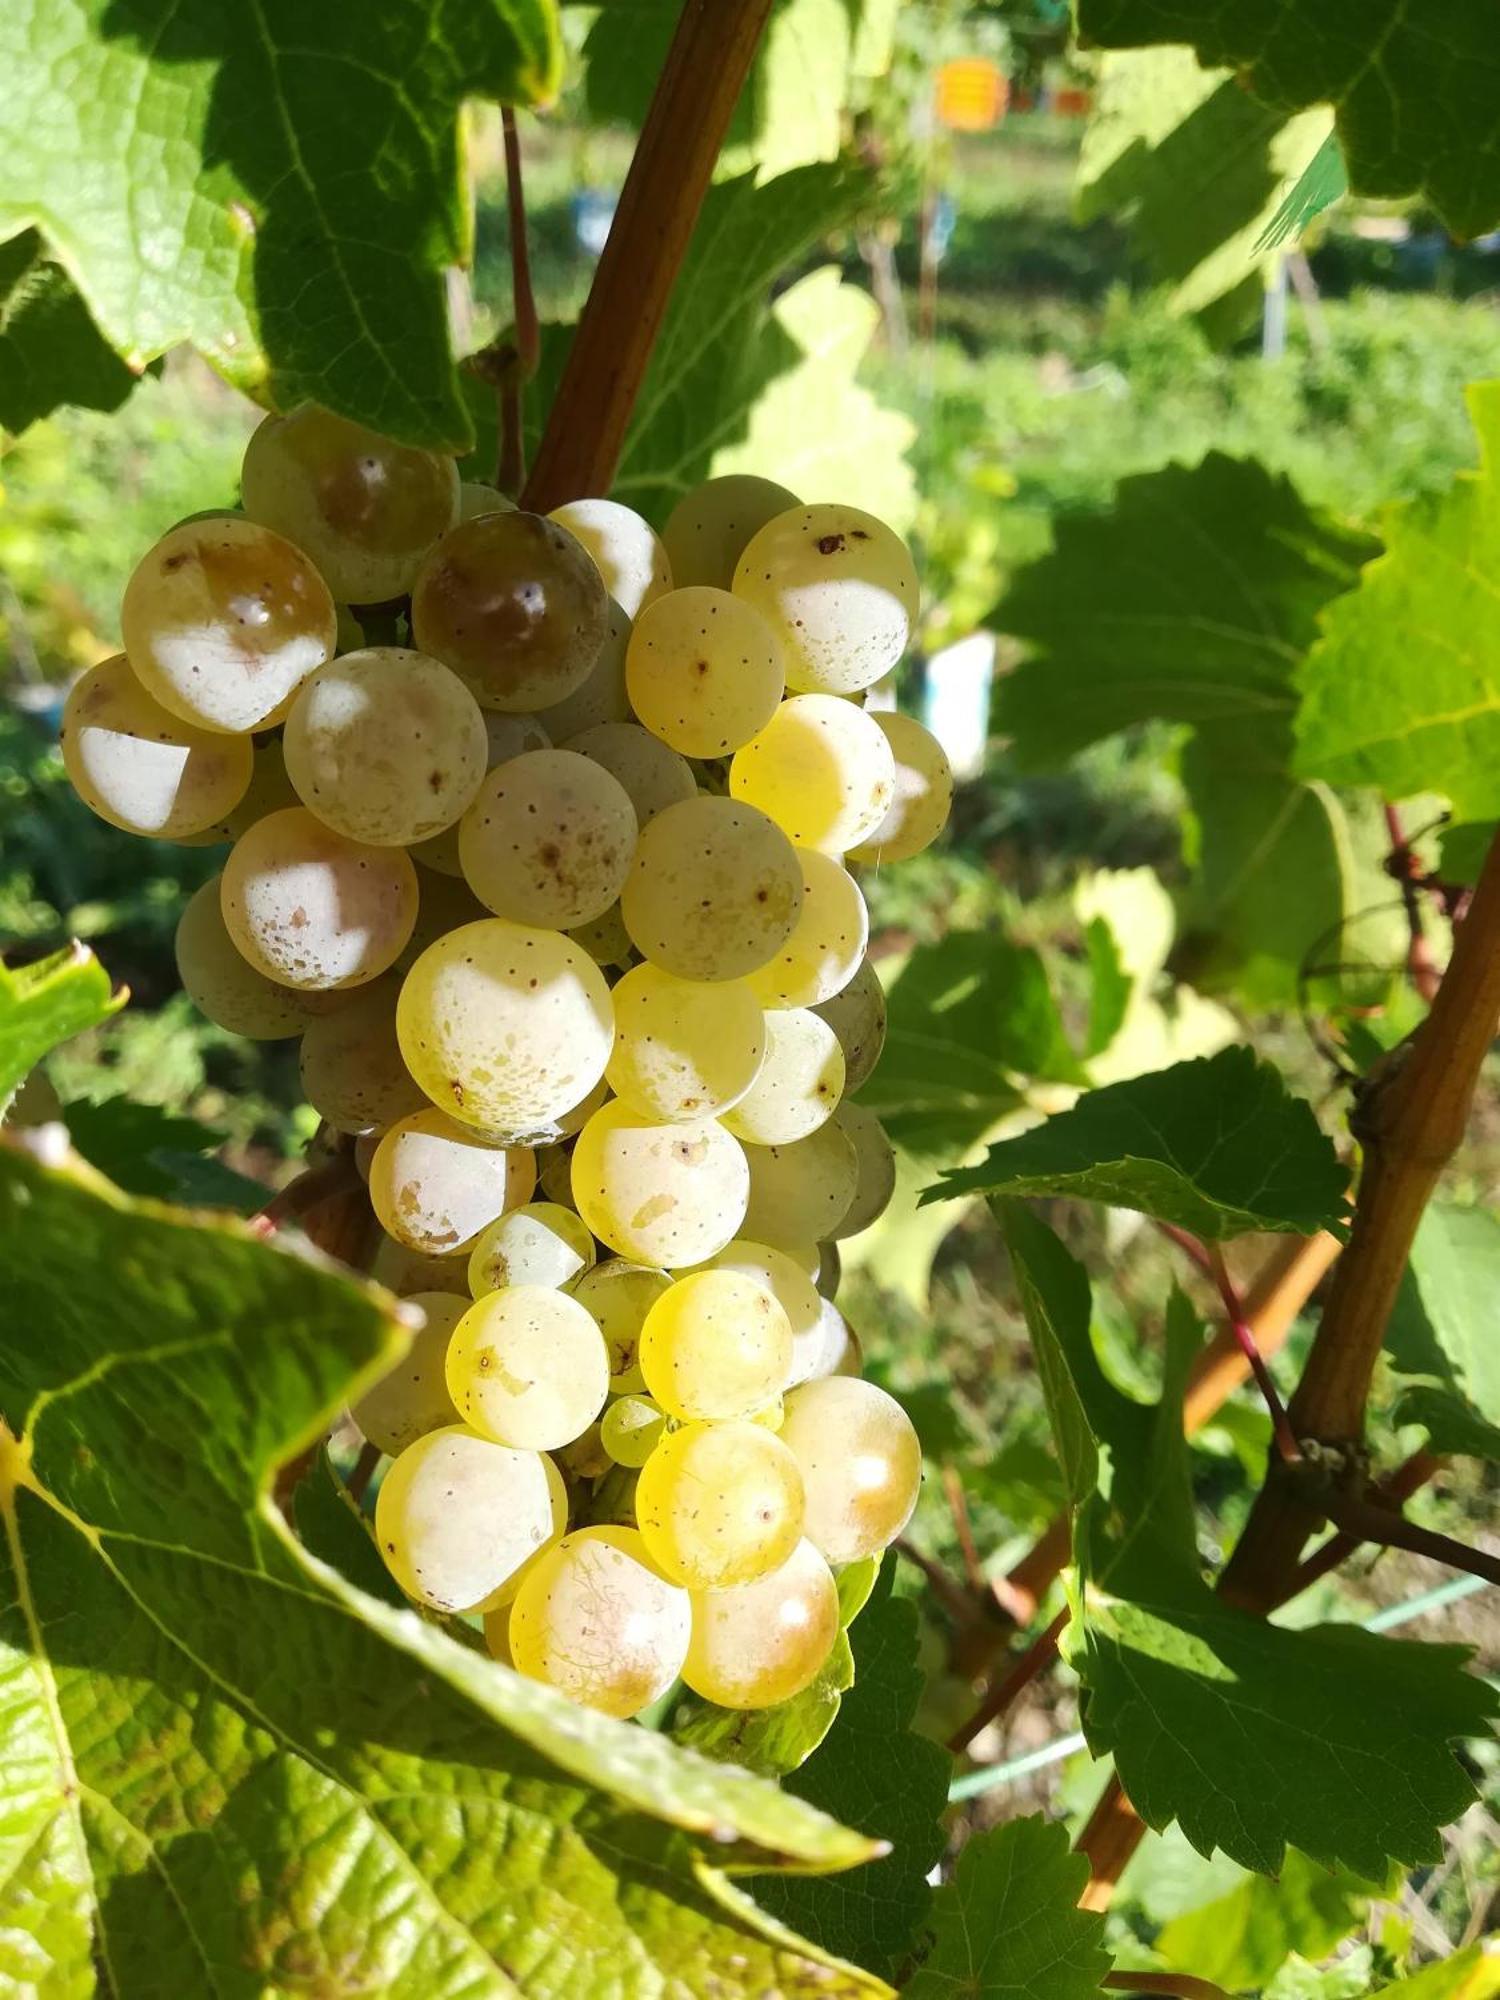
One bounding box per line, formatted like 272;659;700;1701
935;58;1008;133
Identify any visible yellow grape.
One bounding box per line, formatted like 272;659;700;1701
121;516;336;733
830;1101;897;1238
779;1378;921;1563
534;596;632;739
749;849;869;1009
605;963;766;1122
283;646;488;846
446;1285;610;1450
175;879;324;1040
460;481;516;521
788;1295;862;1386
563;721;696;827
61;652;253;838
570;1100;748;1266
626;587;784;757
369;1235;471;1299
459;748;637;929
599;1393;666;1468
661;474;799;592
369;1108;535;1255
742;1121;859;1248
351;1292;464;1456
375;1425;564;1612
682;1538;840;1709
848;711;954;864
813;956;887;1093
508;1525;691;1718
621;796;803;982
635;1420;804;1589
396;919;614;1138
566;1258;671;1390
241;405;459;602
467;1202;597;1298
222;807;418;989
298;972;428;1133
729;694;896;854
411;713;551;876
549;498;671;617
639;1271;792;1421
411;511;609;713
721;1007;845;1145
684;1238;822;1372
732;503;918;696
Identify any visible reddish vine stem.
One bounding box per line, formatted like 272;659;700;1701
347;1440;380;1507
1205;1244;1301;1465
948;1606;1068;1753
1104;1976;1231;2000
522;0;776;510
1384;802;1443;1004
943;1462;985;1590
495;108;538;497
253;1152;360;1236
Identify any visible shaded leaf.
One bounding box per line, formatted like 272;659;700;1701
1157;1848;1388;1993
1388;1202;1500;1461
1082;916;1132;1059
1437;821;1495;886
927;1047;1348;1241
291;1449;407;1609
0;228;139;432
62;1095;263;1211
904;1816;1109;1999
0;943;120;1103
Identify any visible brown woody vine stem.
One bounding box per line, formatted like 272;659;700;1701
522;0;777;511
1104;1977;1231;2000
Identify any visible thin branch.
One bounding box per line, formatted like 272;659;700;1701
943;1461;984;1590
949;1607;1068;1754
1078;1778;1142;1910
1319;1492;1500;1588
1384;802;1443;1004
1105;1976;1232;2000
896;1537;980;1629
522;0;776;509
346;1440;381;1508
494;108;537;497
1206;1244;1301;1465
1280;1448;1444;1599
1155;1219;1217;1279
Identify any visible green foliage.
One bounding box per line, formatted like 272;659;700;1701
0;942;120;1102
999;1204;1497;1879
1296;380;1500;819
1387;1203;1500;1460
0;1145;884;1994
1;0;562;444
0;230;139;433
1155;1848;1389;1992
904;1817;1110;1998
60;1095;264;1211
929;1047;1348;1239
1077;0;1500;237
752;1563;951;1981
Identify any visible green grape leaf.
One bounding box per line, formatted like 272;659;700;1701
0;943;121;1103
1295;381;1500;820
1000;1203;1497;1880
1376;1946;1500;2000
994;453;1377;767
0;0;562;447
61;1095;264;1212
926;1046;1349;1240
291;1449;408;1609
751;1563;951;1981
0;1143;889;1997
0;229;140;432
861;934;1084;1161
904;1816;1109;2000
1076;47;1330;344
1082;917;1132;1060
1388;1203;1500;1461
1156;1849;1389;1993
1437;821;1496;886
1076;0;1500;239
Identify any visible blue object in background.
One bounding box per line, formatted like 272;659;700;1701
572;190;617;258
929;192;957;265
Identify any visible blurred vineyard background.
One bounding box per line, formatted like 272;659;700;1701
3;1;1497;1977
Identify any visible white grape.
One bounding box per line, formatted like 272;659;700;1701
563;721;696;827
635;1421;804;1589
749;849;869;1009
682;1237;822;1370
606;963;765;1121
722;1008;845;1145
814;956;887;1092
410;713;552;876
742;1121;859;1248
222;807;418;989
732;503;918;695
730;693;896;854
508;1525;691;1718
779;1378;921;1563
298;972;428;1132
468;1201;597;1298
369;1235;471;1299
830;1101;896;1238
61;652;253;838
788;1295;862;1386
175;878;325;1040
662;474;800;592
621;796;803;981
567;900;636;972
549;498;671;617
570;1099;748;1266
446;1285;610;1451
351;1292;464;1455
599;1394;666;1468
375;1425;564;1612
848;711;954;864
567;1259;671;1390
638;1270;792;1421
625;587;784;757
369;1107;535;1255
682;1538;840;1709
459;481;517;521
459;748;637;929
533;596;632;739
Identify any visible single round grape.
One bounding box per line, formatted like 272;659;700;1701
730;694;896;854
467;1201;597;1298
749;850;869;1009
605;963;765;1122
814;956;887;1093
241;405;459;603
410;713;552;876
816;1241;841;1300
564;721;696;827
789;1295;861;1386
533;596;632;739
549;498;671;618
567;1259;671;1390
557;1420;612;1483
459;481;516;521
779;1378;921;1563
625;586;784;758
639;1270;792;1421
831;1101;897;1238
600;1393;666;1468
742;1121;859;1249
298;972;428;1133
351;1292;464;1456
683;1237;822;1370
508;1525;691;1718
222;807;418;990
458;748;637;930
283;646;487;846
848;711;954;864
370;1108;535;1255
662;474;800;591
732;503;918;696
635;1421;804;1589
722;1008;844;1146
621;796;802;982
446;1285;610;1451
411;511;608;713
62;652;253;838
375;1425;562;1612
571;1101;748;1267
369;1235;471;1299
121;516;337;733
683;1537;839;1709
396;919;614;1138
567;900;635;972
175;879;321;1040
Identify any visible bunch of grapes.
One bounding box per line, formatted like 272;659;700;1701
60;405;955;1722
